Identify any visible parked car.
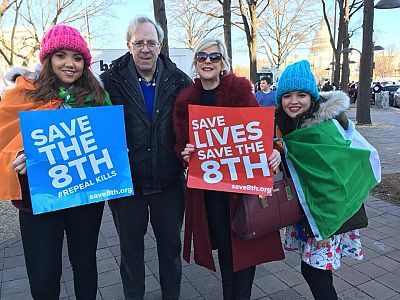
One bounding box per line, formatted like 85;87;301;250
382;84;400;106
394;87;400;108
371;84;400;106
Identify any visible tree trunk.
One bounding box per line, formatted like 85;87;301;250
248;1;257;83
239;0;257;83
334;0;346;88
340;47;350;93
333;50;341;86
356;0;373;124
340;0;350;93
153;0;169;57
223;0;232;71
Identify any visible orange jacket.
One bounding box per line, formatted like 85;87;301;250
0;76;61;200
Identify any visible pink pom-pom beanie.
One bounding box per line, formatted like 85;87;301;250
39;24;91;66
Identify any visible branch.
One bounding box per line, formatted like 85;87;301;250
348;25;362;38
238;0;251;45
256;0;270;18
349;0;363;18
0;0;17;17
321;0;337;52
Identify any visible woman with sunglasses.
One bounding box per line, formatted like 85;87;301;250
173;38;284;300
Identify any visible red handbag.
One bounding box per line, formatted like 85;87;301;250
231;163;304;240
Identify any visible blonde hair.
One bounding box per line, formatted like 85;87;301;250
192;38;231;74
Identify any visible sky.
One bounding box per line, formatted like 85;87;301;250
91;1;400;69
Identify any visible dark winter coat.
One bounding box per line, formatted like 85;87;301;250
173;73;285;272
101;53;192;191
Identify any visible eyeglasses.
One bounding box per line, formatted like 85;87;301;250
130;40;160;50
195;52;223;63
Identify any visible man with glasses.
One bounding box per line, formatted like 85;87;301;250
101;16;192;300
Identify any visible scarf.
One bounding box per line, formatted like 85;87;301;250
0;77;61;200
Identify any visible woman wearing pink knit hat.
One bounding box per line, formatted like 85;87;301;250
0;24;111;299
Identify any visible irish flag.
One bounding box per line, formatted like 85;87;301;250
283;119;381;241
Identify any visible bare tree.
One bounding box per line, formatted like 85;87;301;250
374;46;398;79
0;0;116;68
153;0;169;56
222;0;232;71
258;0;319;69
321;0;363;89
181;0;233;67
235;0;270;83
356;0;373;124
166;0;220;49
187;0;269;79
0;0;20;66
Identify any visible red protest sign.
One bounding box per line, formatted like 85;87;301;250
187;105;275;196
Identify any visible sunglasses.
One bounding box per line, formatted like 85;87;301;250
195;52;223;63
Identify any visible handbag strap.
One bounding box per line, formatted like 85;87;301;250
273;137;291;183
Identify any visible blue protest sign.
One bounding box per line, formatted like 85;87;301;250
19;105;134;214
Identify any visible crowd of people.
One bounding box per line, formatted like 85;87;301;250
0;16;379;300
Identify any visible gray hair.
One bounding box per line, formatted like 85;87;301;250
126;16;164;42
192;38;231;73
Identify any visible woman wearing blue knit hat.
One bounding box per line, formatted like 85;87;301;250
275;60;380;299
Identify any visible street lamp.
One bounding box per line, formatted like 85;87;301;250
341;45;384;54
341;48;361;55
375;0;400;9
341;46;384;81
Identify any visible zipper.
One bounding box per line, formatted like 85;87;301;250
157;73;183;98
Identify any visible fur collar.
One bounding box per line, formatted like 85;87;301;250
175;73;257;109
174;73;258;131
302;91;350;127
5;67;38;82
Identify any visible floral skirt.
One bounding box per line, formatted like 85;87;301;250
284;225;363;270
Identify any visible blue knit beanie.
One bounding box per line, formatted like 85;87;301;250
275;60;320;103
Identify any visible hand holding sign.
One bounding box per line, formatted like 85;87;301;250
269;149;281;170
12;154;27;175
181;143;196;164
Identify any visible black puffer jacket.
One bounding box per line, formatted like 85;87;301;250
101;53;192;191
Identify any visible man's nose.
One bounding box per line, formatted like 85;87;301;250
141;43;151;52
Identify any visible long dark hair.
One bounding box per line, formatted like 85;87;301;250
26;54;106;106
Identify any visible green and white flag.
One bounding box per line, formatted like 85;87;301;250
283;119;381;241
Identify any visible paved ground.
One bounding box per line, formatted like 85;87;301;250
1;104;400;300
